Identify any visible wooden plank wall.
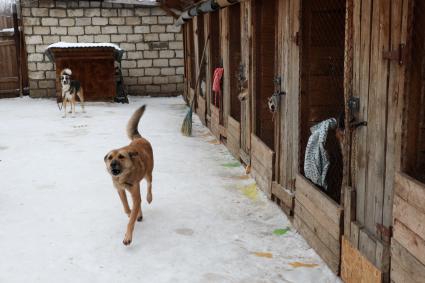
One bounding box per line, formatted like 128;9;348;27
294;174;342;274
211;105;220;139
250;133;274;198
0;39;18;96
197;95;206;125
391;173;425;282
227;116;240;159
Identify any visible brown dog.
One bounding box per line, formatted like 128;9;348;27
104;105;154;246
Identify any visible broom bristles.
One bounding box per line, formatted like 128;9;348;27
181;107;193;136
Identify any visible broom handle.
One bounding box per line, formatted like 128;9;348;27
191;34;210;108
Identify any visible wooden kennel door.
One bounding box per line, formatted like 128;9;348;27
343;0;409;277
351;0;408;242
271;0;301;213
249;0;277;198
226;3;242;158
299;0;346;204
294;0;346;274
239;0;253;164
253;0;276;151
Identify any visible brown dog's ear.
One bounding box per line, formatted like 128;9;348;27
129;152;138;158
104;154;109;162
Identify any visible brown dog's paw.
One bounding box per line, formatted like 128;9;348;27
123;234;132;246
147;193;152;204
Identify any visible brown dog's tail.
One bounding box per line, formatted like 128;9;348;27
127;105;146;140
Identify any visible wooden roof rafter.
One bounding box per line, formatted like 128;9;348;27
160;0;203;12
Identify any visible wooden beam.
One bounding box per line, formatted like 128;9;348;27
159;2;179;19
104;0;159;6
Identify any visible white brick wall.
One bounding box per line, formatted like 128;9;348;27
21;0;183;97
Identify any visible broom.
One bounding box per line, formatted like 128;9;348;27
181;34;210;136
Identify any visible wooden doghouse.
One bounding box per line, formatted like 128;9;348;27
45;42;124;101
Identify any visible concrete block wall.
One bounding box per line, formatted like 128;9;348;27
21;0;184;98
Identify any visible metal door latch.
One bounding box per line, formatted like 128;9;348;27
268;76;286;113
348;96;367;129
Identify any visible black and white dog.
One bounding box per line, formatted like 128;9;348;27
60;68;85;117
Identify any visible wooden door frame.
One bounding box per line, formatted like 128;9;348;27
251;0;277;149
239;0;253;164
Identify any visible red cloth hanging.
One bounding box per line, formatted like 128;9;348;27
212;67;224;107
212;68;224;93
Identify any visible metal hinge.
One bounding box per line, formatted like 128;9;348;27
376;223;393;238
273;76;286;96
383;44;406;65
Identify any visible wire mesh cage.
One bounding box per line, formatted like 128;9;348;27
300;0;347;203
404;0;425;184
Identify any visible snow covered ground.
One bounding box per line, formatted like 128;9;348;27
0;96;341;283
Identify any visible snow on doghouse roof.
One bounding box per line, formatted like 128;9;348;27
45;42;124;62
46;42;122;50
